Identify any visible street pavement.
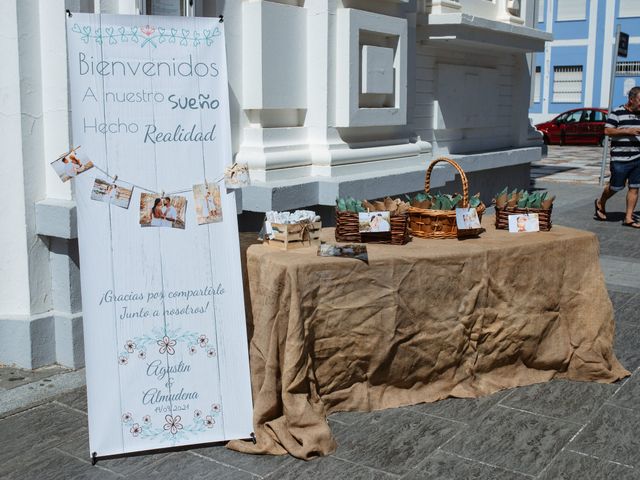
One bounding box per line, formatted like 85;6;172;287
1;145;639;479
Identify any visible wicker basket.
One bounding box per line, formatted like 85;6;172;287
494;206;553;231
408;157;486;239
335;210;410;245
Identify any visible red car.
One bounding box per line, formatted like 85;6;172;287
535;108;608;145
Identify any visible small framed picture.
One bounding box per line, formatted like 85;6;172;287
455;207;481;230
90;178;133;209
358;211;391;233
140;193;187;229
50;148;94;182
508;213;540;233
224;163;250;188
193;182;223;225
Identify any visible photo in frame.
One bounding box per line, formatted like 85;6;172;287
508;213;540;233
455;207;481;230
358;211;391;233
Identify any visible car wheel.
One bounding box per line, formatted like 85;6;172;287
599;136;604;147
543;134;550;145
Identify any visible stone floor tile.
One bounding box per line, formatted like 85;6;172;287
0;365;70;391
570;404;640;468
0;403;87;465
614;321;640;371
332;408;460;476
57;428;177;475
53;386;88;413
616;301;640;325
132;451;257;479
538;450;640;480
499;379;617;425
328;411;375;426
264;455;394;480
609;369;640;412
442;405;578;476
401;450;528;480
0;448;119;480
193;443;294;477
609;291;639;311
407;389;511;424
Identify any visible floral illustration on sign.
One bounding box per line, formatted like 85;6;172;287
130;423;142;436
163;414;183;435
117;327;216;365
121;403;222;443
70;23;222;48
158;336;177;355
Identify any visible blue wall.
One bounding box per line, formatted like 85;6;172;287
530;0;640;117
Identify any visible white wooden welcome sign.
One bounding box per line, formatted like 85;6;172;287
66;14;253;457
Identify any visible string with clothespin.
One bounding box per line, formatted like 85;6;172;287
90;161;226;197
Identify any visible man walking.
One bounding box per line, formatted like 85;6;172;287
595;86;640;228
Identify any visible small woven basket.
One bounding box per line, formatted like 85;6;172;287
335;210;410;245
408;157;485;239
494;206;553;231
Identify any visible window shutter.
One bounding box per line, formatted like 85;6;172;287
557;0;587;21
553;66;583;103
619;0;640;17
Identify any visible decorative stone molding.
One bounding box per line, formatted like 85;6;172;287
335;8;408;127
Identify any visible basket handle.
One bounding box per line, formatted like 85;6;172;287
425;157;469;208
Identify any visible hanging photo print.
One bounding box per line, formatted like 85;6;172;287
51;147;94;182
193;183;223;225
139;193;187;229
91;178;133;209
224;163;250;189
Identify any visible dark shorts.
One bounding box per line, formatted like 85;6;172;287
610;158;640;191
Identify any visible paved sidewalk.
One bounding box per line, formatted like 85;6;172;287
2;150;640;479
532;144;608;185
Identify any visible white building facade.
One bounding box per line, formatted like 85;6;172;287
0;0;549;369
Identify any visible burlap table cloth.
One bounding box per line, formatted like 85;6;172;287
228;223;629;459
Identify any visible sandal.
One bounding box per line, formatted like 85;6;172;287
622;221;640;229
594;199;607;221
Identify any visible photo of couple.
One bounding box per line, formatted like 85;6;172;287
51;147;94;182
358;211;391;233
91;178;133;209
193;182;223;225
139;193;187;229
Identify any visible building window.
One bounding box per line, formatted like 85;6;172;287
534;66;541;103
556;0;586;21
537;0;545;22
617;61;640;76
552;66;583;103
144;0;186;16
619;0;640;17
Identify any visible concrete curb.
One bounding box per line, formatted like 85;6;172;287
0;368;86;418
